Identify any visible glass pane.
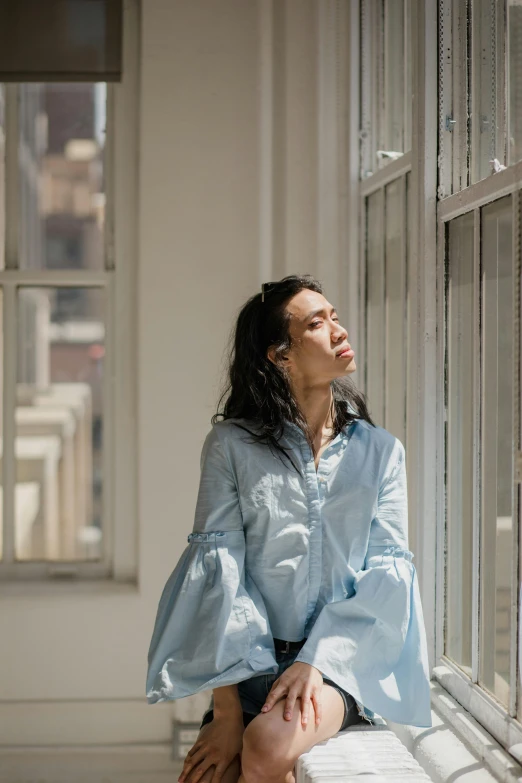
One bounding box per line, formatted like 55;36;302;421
0;85;4;270
384;177;407;444
18;83;106;270
384;0;407;156
472;0;498;181
479;196;514;707
15;287;105;561
508;1;522;165
366;189;385;424
404;0;412;151
445;211;474;675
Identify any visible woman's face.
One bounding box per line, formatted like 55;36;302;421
269;289;356;383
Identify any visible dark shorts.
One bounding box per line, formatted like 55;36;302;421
199;647;366;733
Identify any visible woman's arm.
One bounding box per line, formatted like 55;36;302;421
146;425;278;704
213;683;243;721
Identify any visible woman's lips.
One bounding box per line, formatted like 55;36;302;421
336;349;355;359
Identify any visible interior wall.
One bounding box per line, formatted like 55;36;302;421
0;0;344;745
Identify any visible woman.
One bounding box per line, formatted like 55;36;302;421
146;274;432;783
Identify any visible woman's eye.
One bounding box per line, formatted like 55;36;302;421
310;317;339;328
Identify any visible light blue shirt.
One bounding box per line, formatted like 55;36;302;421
146;406;432;727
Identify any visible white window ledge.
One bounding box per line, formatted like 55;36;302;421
296;723;431;781
388;677;522;783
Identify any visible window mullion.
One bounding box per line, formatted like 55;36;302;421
436;216;447;664
512;189;521;719
2;282;17;563
472;206;481;684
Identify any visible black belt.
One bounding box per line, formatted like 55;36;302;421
273;637;307;654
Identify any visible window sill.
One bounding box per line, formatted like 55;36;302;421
0;578;139;598
388;676;522;783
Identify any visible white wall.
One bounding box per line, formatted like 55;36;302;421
0;0;353;745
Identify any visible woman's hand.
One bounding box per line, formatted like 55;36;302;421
178;714;244;783
260;661;324;728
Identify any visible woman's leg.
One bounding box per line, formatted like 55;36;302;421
237;683;346;783
196;757;242;783
185;723;243;783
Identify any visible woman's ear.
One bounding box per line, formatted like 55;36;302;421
266;346;288;366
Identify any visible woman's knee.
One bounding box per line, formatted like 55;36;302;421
240;718;294;783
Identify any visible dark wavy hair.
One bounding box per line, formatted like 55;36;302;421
211;274;376;475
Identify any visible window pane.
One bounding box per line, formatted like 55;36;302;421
15;287;105;561
404;0;412;151
365;189;385;424
479;196;514;707
508;1;522;165
384;0;407;156
384;177;407;444
361;0;411;176
18;83;106;270
446;212;474;675
472;0;497;182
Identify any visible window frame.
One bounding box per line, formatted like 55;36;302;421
0;0;139;582
435;167;522;752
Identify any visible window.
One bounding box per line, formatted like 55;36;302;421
360;0;412;178
439;0;522;193
359;1;413;547
357;0;522;758
437;0;522;752
0;0;138;581
362;174;410;446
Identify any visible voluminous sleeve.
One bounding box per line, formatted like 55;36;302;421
146;426;278;703
294;441;432;728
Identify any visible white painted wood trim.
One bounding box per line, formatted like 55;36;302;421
434;660;522;762
410;0;439;671
390;680;522;782
359;152;412;197
2;283;16;564
258;0;274;283
472;207;481;686
110;0;140;581
510;190;521;720
438;159;522;222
